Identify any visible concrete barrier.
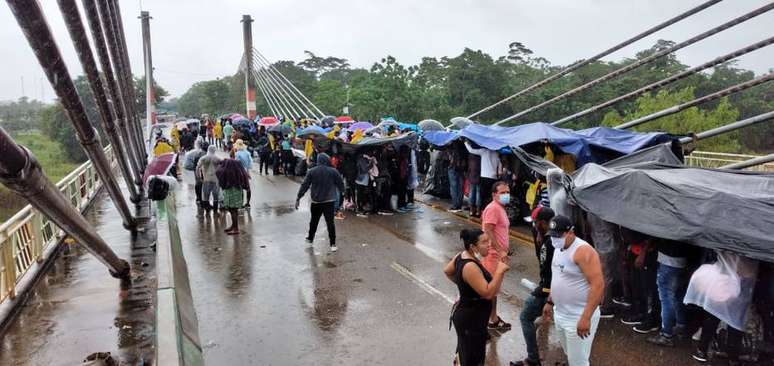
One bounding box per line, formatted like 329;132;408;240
155;192;204;366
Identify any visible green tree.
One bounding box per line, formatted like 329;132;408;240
134;76;169;115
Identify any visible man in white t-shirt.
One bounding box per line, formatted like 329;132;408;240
543;215;604;366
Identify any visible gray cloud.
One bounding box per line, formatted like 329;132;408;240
1;0;771;103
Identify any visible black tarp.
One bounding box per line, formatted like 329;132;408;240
570;163;774;262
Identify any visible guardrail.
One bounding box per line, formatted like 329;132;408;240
685;150;774;172
0;146;117;304
155;192;204;366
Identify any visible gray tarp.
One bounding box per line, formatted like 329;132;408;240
571;163;774;262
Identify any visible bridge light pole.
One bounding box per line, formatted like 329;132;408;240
140;11;156;139
242;15;258;119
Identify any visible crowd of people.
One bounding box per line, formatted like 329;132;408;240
152;114;772;366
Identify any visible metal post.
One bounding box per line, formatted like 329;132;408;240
553;36;774;126
679;111;774;144
0;127;130;280
81;0;144;187
495;2;774;126
97;0;145;167
466;0;723;120
6;0;137;231
140;11;156;145
616;74;773;129
721;153;774;170
242;15;258;120
57;0;140;204
108;0;147;161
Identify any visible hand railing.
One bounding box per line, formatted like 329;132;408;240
0;145;117;303
685;150;774;172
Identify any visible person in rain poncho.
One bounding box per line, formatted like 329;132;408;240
216;158;250;235
296;153;345;253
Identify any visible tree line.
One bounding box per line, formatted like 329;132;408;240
174;42;773;154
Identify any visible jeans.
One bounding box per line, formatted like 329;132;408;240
520;295;547;362
308;201;336;246
468;183;481;209
656;263;687;337
554;308;600;366
448;169;464;209
201;181;221;210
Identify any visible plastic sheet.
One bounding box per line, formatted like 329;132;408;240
684;251;759;330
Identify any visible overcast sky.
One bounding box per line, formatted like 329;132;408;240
1;0;772;103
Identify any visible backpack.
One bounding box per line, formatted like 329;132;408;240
147;176;170;201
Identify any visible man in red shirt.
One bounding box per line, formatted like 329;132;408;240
481;180;512;332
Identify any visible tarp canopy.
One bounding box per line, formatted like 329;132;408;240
602;142;683;168
449;122;673;166
338;132;418;153
571;163;774;262
422;130;459;147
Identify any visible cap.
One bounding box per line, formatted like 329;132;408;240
531;206;555;223
547;215;573;238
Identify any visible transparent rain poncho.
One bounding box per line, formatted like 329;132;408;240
684;251;759;331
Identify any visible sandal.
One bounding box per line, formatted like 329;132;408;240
488;316;511;330
226;229;240;236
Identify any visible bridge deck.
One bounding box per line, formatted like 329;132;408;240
0;184;156;366
174;166;700;366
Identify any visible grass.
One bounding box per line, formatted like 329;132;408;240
0;132;78;222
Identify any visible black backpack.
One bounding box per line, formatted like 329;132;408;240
147;176;170;201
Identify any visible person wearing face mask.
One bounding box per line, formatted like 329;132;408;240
444;229;510;366
543;215;604;366
511;206;555;366
481;181;512;332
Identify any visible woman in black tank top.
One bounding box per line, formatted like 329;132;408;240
444;229;510;365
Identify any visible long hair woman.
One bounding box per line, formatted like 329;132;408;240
216;158;250;235
444;229;510;365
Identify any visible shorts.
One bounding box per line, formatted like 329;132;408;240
222;188;243;208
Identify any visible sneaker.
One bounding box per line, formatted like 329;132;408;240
612;297;632;307
692;349;708;363
448;207;462;213
633;320;660;334
646;333;675;347
487;317;512;331
599;307;615;319
305;237;313;244
356;213;368;218
378;210;394;216
330;245;338;253
620;314;645;325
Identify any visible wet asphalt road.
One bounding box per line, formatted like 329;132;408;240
176;166;707;366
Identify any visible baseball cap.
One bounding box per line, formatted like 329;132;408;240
547;215;574;238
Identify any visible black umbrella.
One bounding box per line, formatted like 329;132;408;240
268;124;292;135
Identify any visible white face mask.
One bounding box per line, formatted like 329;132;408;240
551;236;565;249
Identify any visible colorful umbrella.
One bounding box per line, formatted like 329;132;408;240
335;116;355;124
143;153;177;185
258;116;279;126
297;125;327;138
347;121;374;131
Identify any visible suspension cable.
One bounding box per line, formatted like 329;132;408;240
615;73;773;129
495;2;774;126
466;0;724;120
253;48;326;118
253;65;302;119
252;67;293;119
252;54;311;119
553;36;774;126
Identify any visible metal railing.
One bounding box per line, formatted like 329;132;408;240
0;146;117;303
685;150;774;172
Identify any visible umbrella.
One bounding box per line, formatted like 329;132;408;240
231;117;251;128
320;115;336;127
229;113;245;121
175;121;188;130
297;125;327;138
450;116;475;129
335;116;355;124
268;124;292;135
347;121;374;132
418;119;444;131
258;116;279;126
143;153;176;185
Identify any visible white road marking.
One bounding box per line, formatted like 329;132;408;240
390;262;455;304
